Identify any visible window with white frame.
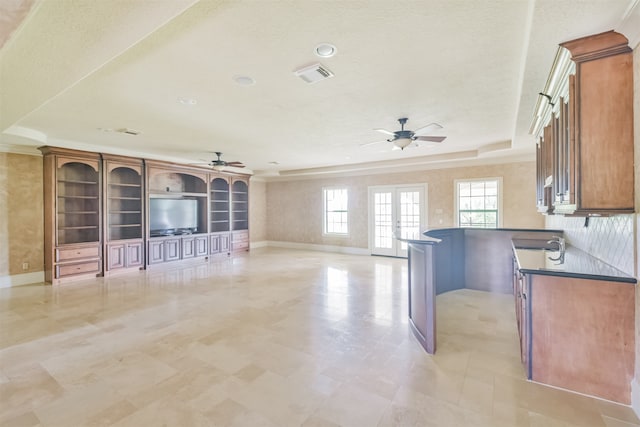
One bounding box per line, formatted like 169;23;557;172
455;178;502;228
323;187;348;234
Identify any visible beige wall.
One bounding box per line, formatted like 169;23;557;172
633;41;640;408
0;153;44;276
266;161;542;248
249;178;267;243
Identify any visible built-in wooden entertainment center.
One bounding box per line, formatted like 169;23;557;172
39;146;250;285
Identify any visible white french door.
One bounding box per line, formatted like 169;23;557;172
369;185;427;257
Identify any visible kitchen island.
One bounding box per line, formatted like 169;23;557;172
401;227;636;404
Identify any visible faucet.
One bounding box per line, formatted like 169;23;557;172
547;235;565;263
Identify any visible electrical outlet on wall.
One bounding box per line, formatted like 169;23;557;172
22;262;29;271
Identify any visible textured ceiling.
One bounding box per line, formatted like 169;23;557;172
0;0;638;178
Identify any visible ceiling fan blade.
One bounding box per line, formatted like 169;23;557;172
415;135;446;143
413;123;443;135
226;163;245;168
373;128;396;136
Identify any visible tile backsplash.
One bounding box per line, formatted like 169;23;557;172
545;214;635;277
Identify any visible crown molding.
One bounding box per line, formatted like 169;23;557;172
0;142;41;155
618;0;640;49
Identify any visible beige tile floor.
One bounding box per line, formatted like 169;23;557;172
1;247;638;427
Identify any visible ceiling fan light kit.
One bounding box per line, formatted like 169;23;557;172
394;137;413;150
366;117;447;150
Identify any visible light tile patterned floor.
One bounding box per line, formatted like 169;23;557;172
1;248;638;426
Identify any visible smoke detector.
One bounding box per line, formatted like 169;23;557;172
293;63;334;84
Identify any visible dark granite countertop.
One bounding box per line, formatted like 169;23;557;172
513;245;636;284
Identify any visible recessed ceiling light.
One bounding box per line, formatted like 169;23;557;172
178;97;197;105
268;161;280;165
234;75;256;86
315;43;337;58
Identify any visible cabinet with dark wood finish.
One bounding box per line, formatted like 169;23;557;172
529;275;634;404
148;239;165;264
164;238;181;262
231;178;250;252
146;162;210;266
40;148;252;282
106;241;143;270
148;236;182;264
103;154;144;275
39;147;103;284
534;31;634;215
195;235;208;257
182;235;208;259
512;258;530;377
210;233;230;255
182;236;196;259
209;175;231;256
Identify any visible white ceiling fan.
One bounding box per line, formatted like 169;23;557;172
363;117;446;150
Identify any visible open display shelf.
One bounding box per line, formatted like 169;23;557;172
40;148;251;283
56;163;100;244
210;177;230;233
107;166;143;241
231;180;249;231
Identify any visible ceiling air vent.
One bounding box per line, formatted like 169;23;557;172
294;63;334;84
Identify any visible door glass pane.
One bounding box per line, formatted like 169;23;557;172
399;190;420;250
374;192;393;249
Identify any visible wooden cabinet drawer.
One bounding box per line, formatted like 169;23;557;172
56;245;100;262
232;231;249;242
232;241;249;250
57;260;101;278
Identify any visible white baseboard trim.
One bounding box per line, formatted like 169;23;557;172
265;240;369;256
250;240;269;249
0;271;45;288
632;378;640;416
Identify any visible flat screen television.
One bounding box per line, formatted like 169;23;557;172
149;198;198;235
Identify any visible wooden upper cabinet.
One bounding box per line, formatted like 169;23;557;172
552;30;634;215
536;127;554;214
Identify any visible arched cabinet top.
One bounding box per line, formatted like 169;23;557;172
57;157;100;172
148;170;207;194
106;163;142;175
210;175;231;185
232;179;249;191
